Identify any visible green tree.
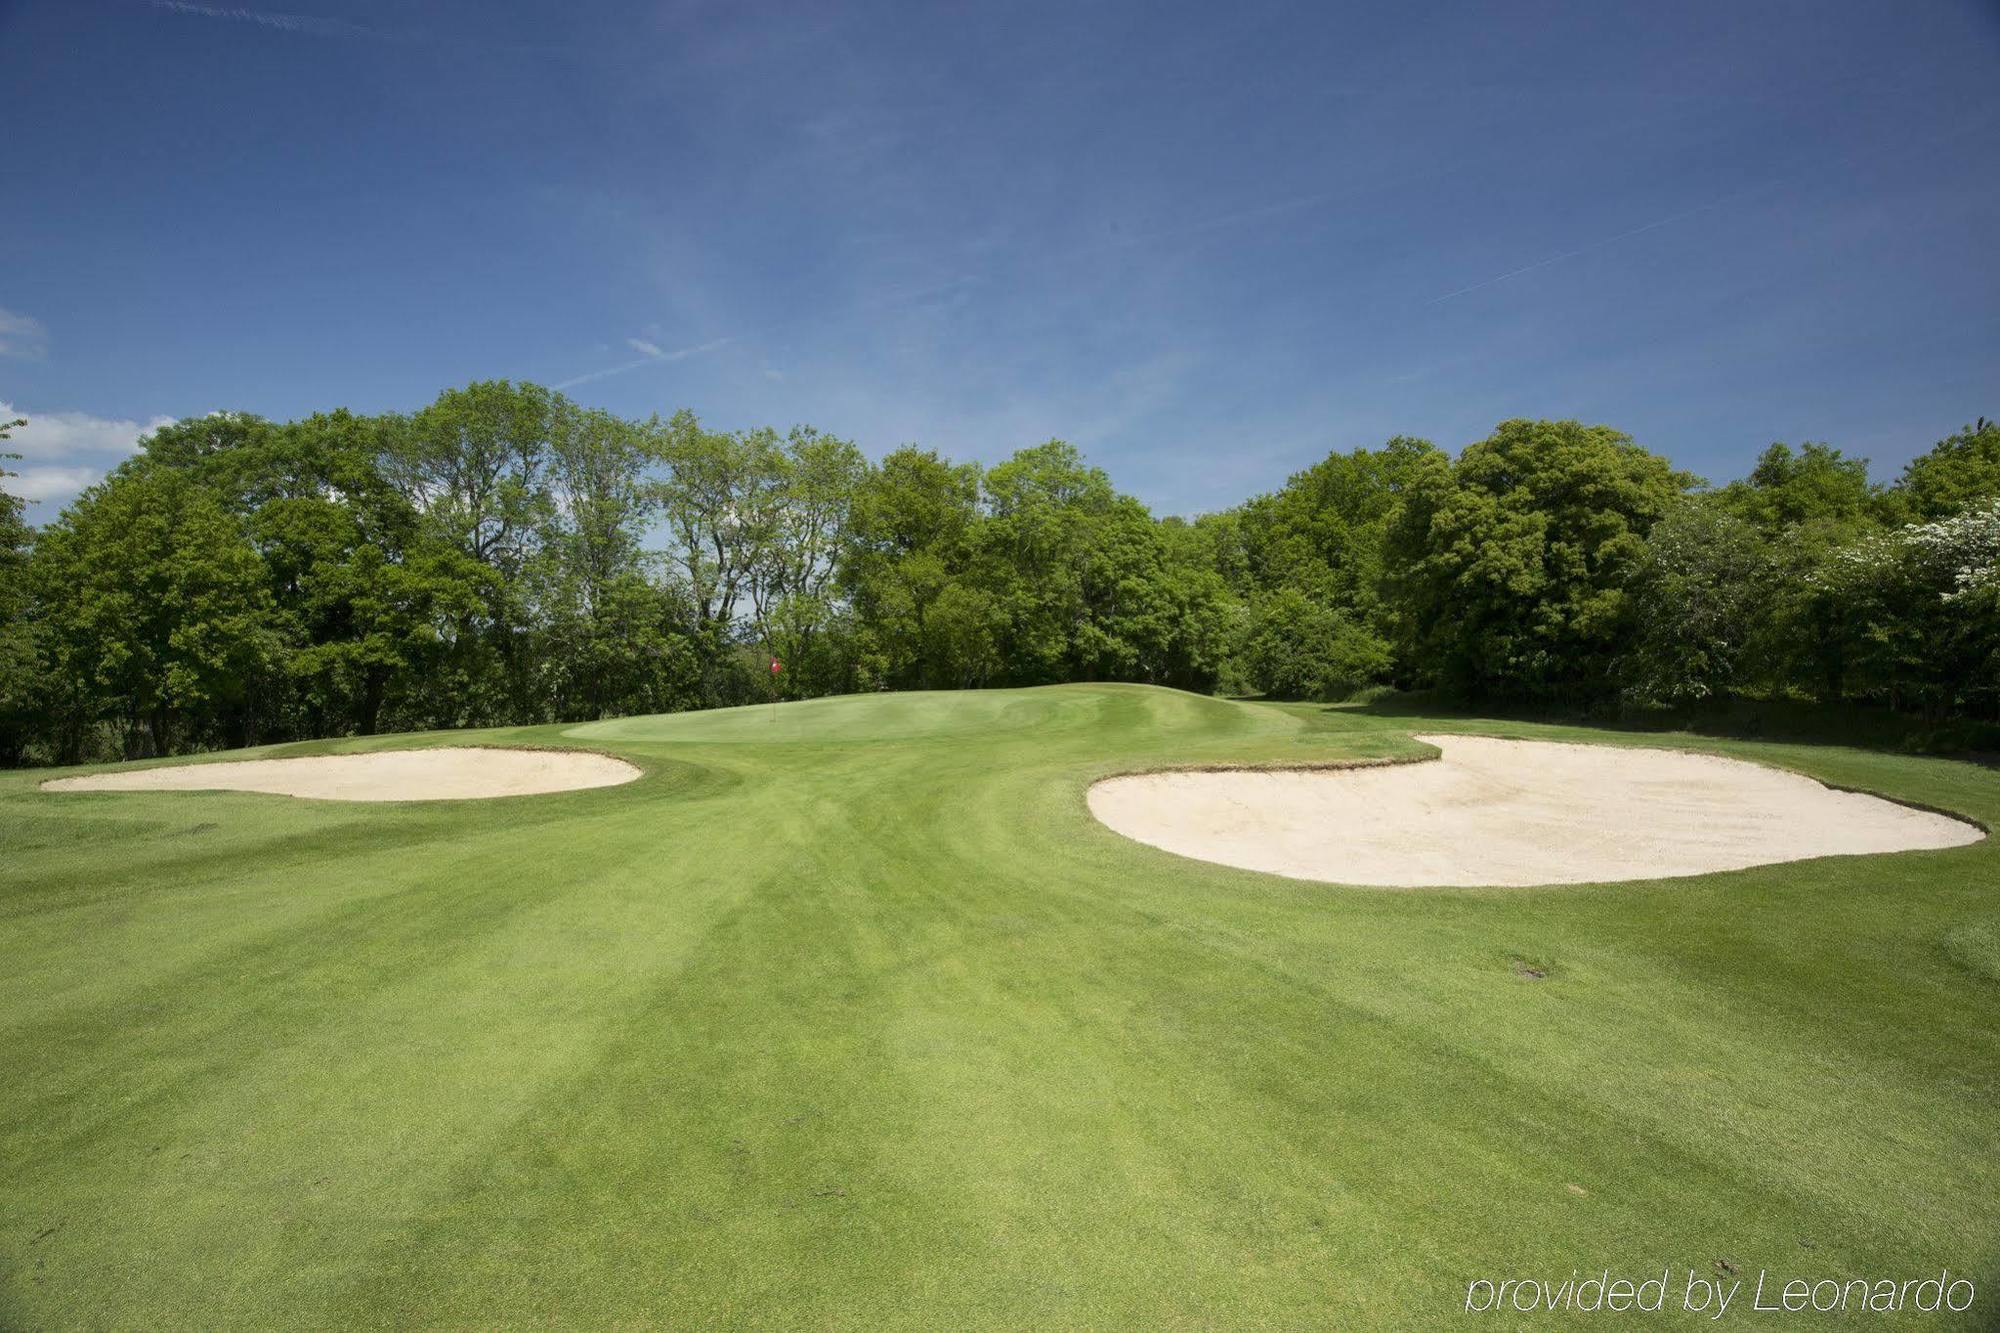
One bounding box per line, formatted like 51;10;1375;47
391;382;556;568
536;401;686;720
980;441;1115;682
637;411;793;706
130;411;282;505
1239;586;1392;700
970;440;1230;689
1387;419;1688;703
1113;515;1233;691
1715;441;1888;538
1807;500;2000;718
545;401;650;599
129;407;489;739
1894;418;2000;520
0;416;40;763
31;467;273;758
647;410;785;629
1616;498;1771;705
1223;436;1440;696
260;411;477;736
547;571;707;720
841;447;985;688
386;381;566;724
1237;438;1439;602
749;428;867;698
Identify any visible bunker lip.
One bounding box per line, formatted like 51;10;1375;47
39;746;643;803
1086;733;1985;888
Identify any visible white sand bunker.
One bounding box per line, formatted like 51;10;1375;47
1088;734;1983;887
41;746;641;802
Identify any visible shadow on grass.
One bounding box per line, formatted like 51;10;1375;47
1307;691;2000;764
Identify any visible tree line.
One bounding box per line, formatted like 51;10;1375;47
1218;419;1998;721
0;385;1995;766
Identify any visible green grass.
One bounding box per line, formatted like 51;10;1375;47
3;684;1996;1328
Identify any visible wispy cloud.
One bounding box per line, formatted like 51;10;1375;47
555;335;736;390
850;274;981;311
145;0;578;54
148;0;394;41
0;401;178;512
0;307;49;360
6;465;104;503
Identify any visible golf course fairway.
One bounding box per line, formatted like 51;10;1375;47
3;684;1996;1327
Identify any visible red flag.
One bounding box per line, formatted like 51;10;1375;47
770;657;782;675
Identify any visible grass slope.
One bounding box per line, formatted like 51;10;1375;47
2;685;1996;1328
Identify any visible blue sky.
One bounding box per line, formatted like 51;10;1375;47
4;0;1997;517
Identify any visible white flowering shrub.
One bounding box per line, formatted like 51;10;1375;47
1919;499;2000;602
1802;497;2000;716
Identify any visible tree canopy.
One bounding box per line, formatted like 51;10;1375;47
1386;419;1688;703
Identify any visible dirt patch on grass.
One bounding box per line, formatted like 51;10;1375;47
1088;734;1983;887
41;747;641;802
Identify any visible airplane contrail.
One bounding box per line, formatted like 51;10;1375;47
551;272;979;391
148;1;394;41
553;337;738;391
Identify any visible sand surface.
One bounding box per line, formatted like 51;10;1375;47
1087;734;1983;887
41;747;641;802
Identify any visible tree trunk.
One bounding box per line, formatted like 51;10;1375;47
359;669;387;736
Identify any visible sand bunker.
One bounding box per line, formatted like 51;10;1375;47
41;747;641;802
1088;734;1983;887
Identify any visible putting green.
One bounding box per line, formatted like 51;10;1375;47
3;684;1996;1328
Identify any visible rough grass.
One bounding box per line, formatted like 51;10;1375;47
2;684;1995;1328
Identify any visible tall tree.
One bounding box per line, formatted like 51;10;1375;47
1615;497;1771;705
256;410;469;736
386;381;565;723
0;417;39;763
31;466;273;758
545;400;650;603
841;447;985;688
1148;518;1234;692
1224;436;1441;698
538;402;698;720
1387;419;1689;703
1807;499;2000;718
391;381;556;569
749;427;867;696
1715;441;1888;538
1072;508;1232;690
1894;418;2000;520
981;441;1116;682
647;411;784;629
